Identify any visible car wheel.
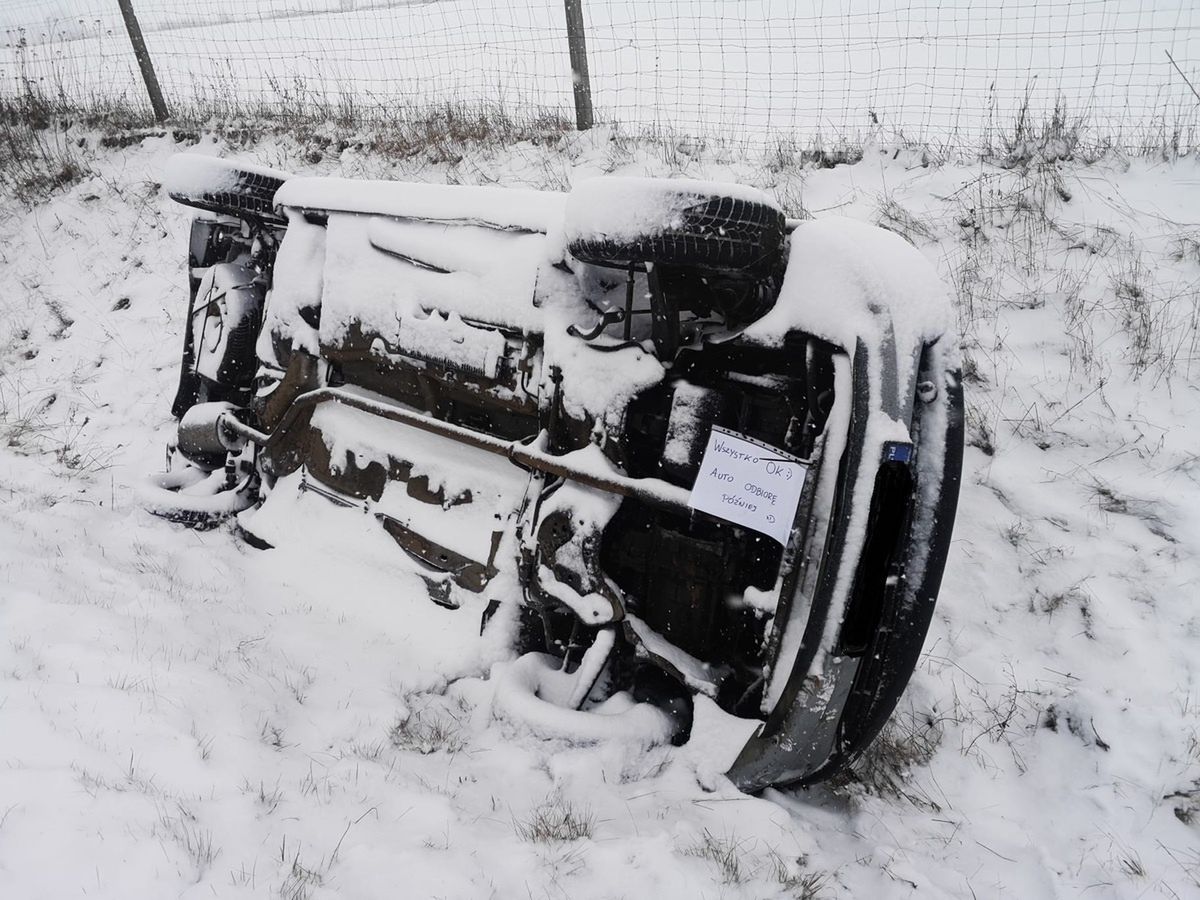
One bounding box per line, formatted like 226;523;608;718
565;177;786;274
164;155;290;223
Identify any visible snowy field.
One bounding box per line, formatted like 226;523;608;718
1;0;1198;149
1;123;1200;898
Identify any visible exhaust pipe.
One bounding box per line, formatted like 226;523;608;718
176;401;248;466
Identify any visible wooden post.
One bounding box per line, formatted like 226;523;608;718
116;0;169;121
562;0;594;130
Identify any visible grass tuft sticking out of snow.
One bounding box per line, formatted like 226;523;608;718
0;377;114;474
276;835;326;900
684;829;751;884
155;800;220;882
513;795;595;844
388;693;469;756
837;706;945;810
682;829;829;897
767;849;828;900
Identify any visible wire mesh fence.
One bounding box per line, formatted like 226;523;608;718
2;0;1198;151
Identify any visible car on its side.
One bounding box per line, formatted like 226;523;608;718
150;155;963;791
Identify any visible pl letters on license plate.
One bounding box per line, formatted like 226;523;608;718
687;426;808;545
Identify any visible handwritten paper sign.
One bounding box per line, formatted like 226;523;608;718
687;426;808;545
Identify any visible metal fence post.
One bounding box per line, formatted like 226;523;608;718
562;0;594;130
116;0;169;121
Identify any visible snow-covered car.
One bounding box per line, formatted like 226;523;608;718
152;155;963;791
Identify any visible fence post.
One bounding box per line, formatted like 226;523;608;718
562;0;594;130
116;0;169;121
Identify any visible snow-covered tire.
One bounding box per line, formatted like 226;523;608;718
565;177;786;274
164;155;291;223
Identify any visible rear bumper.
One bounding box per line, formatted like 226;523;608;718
727;337;964;790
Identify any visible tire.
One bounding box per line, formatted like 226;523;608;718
164;155;290;223
565;178;786;274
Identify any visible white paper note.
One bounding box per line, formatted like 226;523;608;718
687;426;809;545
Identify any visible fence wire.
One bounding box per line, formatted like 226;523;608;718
1;0;1197;151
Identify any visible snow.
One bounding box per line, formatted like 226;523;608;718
277;177;565;234
762;353;852;713
491;653;675;745
564;176;780;245
316;211;545;341
532;479;624;625
373;310;508;378
745;216;952;368
163;151;292;198
2;128;1200;899
662;380;712;470
625;613;720;697
291;395;532;565
259;208;326;360
536;265;668;422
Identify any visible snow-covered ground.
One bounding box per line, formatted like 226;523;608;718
2;128;1200;899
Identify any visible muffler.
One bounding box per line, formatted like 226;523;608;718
176;401;248;467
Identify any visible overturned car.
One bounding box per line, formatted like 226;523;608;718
152;155;963;792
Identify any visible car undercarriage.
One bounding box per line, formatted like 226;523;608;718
150;154;963;792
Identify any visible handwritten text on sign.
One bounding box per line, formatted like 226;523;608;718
687;426;809;545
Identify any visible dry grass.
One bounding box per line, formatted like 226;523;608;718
992;94;1086;167
685;829;748;884
683;830;827;897
0;91;90;202
277;836;324;900
155;800;220;880
387;694;468;756
0;378;114;475
837;707;945;810
0;79;574;207
513;795;595;843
